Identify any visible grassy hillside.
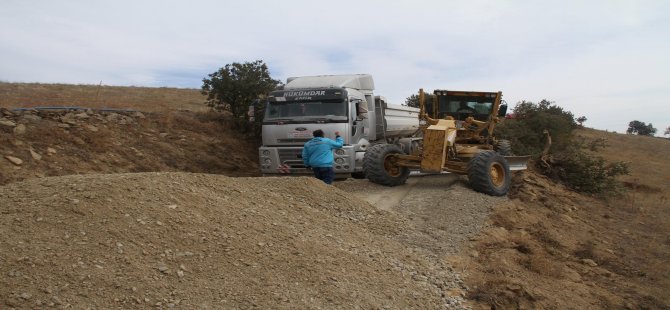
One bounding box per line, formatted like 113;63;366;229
576;127;669;192
0;82;206;112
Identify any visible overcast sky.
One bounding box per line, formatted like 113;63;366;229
1;0;668;134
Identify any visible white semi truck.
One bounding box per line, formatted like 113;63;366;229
259;74;419;178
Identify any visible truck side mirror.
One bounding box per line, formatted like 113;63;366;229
498;104;508;117
354;99;368;120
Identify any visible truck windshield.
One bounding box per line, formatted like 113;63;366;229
265;99;348;121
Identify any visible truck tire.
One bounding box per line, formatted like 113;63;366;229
363;144;409;186
467;151;511;196
494;139;513;156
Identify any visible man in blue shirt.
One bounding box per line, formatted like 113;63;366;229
302;129;343;184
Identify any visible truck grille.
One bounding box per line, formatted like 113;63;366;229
278;149;305;167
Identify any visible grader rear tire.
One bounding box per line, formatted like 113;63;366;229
363;144;409;186
494;139;514;156
468;151;511;196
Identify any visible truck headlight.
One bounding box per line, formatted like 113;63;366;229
335;149;345;155
335;158;344;164
262;150;270;156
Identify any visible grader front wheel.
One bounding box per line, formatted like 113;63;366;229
467;151;511;196
363;144;409;186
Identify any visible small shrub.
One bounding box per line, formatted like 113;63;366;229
587;137;609;152
552;145;629;194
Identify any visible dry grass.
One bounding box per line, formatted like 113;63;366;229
578;130;670;298
523;255;564;278
468;275;536;309
0;82;206;112
576;127;670;192
506;231;564;278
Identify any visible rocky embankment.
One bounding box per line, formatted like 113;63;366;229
0;107;259;185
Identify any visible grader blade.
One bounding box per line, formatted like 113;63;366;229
505;155;532;171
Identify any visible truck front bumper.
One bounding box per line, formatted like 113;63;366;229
259;145;356;175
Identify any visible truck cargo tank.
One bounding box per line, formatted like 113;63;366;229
383;104;419;139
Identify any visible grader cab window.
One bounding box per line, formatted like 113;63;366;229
435;95;495;121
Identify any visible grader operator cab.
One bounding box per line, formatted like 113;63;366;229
362;89;529;196
422;89;512;155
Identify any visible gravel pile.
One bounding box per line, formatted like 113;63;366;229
1;172;472;309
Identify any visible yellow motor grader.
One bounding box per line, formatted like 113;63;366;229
362;89;529;196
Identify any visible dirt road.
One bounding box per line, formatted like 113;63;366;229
336;174;508;257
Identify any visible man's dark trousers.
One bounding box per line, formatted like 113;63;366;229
312;167;334;185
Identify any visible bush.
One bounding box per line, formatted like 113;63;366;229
627;120;656;136
495;99;576;155
496;99;628;194
201;60;282;136
551;145;629;193
576;116;587;127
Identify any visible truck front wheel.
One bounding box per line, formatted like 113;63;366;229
363;144;409;186
467;151;511;196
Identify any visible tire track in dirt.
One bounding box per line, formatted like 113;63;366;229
354;177;420;211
